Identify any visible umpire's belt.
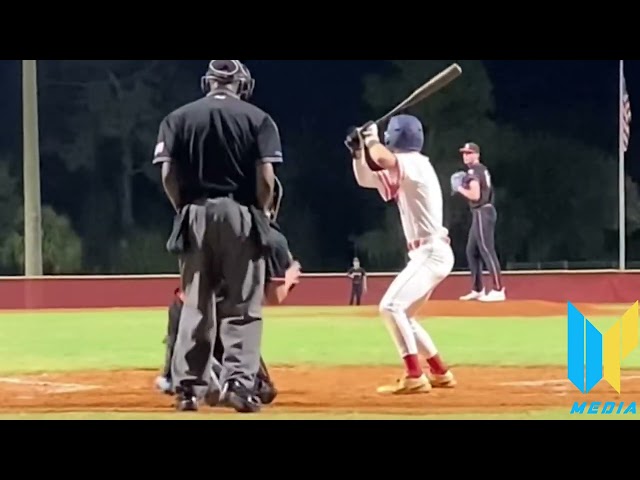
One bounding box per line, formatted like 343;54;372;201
204;192;271;253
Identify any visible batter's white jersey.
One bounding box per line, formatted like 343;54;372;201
369;151;454;363
374;152;449;247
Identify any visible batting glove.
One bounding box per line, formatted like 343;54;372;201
345;126;363;152
359;122;380;148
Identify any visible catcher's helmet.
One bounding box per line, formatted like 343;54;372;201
384;115;425;152
201;60;255;101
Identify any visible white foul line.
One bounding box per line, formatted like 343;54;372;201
499;375;640;388
0;377;101;394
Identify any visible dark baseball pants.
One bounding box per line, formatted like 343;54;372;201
171;198;265;399
466;205;503;292
162;301;274;393
211;332;274;392
350;284;363;305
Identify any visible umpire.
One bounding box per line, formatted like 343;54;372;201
152;60;283;412
453;142;505;303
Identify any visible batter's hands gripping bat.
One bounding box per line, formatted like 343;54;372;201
347;63;463;144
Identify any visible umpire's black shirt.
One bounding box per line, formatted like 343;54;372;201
463;163;494;210
153;90;283;206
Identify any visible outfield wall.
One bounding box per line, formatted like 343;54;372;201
0;270;638;309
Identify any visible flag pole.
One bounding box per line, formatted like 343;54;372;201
619;59;626;272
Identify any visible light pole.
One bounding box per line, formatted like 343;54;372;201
22;60;43;276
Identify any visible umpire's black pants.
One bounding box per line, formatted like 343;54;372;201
466;204;503;292
162;299;273;392
171;198;265;399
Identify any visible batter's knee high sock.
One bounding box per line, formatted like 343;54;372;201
409;318;449;375
380;307;423;378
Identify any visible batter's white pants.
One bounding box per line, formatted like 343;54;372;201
379;238;454;359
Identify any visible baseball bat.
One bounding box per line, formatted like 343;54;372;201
372;63;462;126
347;63;463;142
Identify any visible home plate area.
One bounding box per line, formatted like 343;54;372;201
0;366;639;415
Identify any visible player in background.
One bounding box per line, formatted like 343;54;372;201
454;142;505;302
347;257;367;305
346;115;456;394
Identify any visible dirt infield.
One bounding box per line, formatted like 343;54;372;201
0;365;638;416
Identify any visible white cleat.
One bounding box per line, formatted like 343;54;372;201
459;290;485;301
479;289;506;303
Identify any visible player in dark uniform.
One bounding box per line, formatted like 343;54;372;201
152;60;283;412
347;257;367;305
454;142;505;302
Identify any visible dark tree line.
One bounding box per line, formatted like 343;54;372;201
0;60;636;275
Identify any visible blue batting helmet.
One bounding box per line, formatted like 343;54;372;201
384;115;425;152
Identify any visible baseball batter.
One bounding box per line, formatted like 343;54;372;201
345;115;456;394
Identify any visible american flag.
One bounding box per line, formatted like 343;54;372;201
622;72;632;153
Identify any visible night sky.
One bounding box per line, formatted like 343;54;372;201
1;59;638;180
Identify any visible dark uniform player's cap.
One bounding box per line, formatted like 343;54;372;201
459;142;480;154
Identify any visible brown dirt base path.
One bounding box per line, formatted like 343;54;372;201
1;366;639;416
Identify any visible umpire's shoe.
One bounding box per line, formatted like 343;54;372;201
255;379;278;405
175;388;198;412
221;380;262;413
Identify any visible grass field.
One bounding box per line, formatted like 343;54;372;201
0;303;639;420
